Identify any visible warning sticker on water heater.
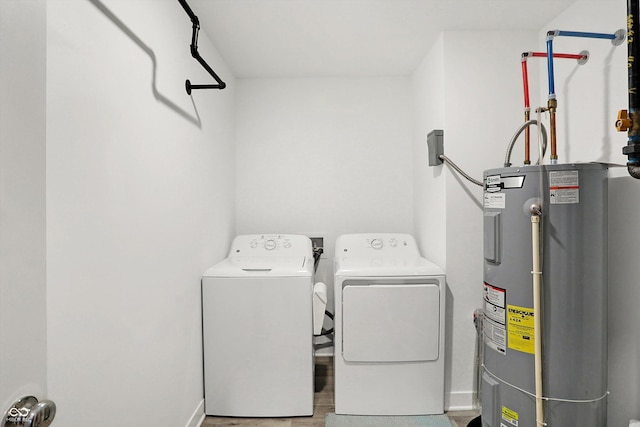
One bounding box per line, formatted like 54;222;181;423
483;283;506;355
501;406;519;426
549;170;579;204
507;305;535;354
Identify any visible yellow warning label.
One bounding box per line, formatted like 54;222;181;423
502;405;519;426
507;305;535;354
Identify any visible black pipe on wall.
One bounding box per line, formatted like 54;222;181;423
178;0;226;93
625;0;640;177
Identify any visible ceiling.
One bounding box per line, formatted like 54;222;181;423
191;0;583;78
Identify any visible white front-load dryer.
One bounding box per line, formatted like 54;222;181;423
202;234;315;417
334;233;446;415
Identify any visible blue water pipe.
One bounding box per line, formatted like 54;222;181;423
555;30;620;40
546;37;556;99
543;28;625;164
546;29;625;100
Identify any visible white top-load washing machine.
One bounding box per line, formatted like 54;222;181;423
202;234;315;417
334;233;446;415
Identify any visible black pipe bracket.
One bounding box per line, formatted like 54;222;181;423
178;0;226;94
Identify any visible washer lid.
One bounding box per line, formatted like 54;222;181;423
203;256;313;278
334;256;444;277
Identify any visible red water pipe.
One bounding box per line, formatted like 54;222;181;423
530;52;586;60
520;51;588;164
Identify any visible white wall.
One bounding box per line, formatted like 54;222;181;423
235;77;414;309
46;1;235;426
0;0;48;412
412;34;446;270
544;2;640;425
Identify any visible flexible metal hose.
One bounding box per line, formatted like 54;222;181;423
439;154;483;187
504;120;548;167
439;119;548;188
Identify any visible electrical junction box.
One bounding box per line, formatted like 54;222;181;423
427;129;444;166
310;237;324;252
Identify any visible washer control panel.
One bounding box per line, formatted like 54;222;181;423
337;234;419;257
229;234;312;257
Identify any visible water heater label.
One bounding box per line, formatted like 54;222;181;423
501;406;519;426
549;170;579;204
484;192;506;209
507;305;535;354
483;283;506;355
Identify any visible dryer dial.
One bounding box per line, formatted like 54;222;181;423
370;238;383;250
264;239;277;250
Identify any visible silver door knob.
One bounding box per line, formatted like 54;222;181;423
25;400;56;427
1;396;56;427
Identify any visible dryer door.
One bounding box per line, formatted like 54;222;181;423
342;281;440;362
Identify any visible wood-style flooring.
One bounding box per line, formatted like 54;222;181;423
201;357;479;427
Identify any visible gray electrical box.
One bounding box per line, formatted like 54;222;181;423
427;129;444;166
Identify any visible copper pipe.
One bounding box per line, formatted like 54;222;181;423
524;110;531;164
548;99;558;162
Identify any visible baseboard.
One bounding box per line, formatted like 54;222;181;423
445;391;474;412
185;399;205;427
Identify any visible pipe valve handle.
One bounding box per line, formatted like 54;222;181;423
616;110;631;132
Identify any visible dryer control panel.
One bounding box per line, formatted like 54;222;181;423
335;233;419;257
229;234;313;257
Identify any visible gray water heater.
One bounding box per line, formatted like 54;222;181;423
481;163;608;427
